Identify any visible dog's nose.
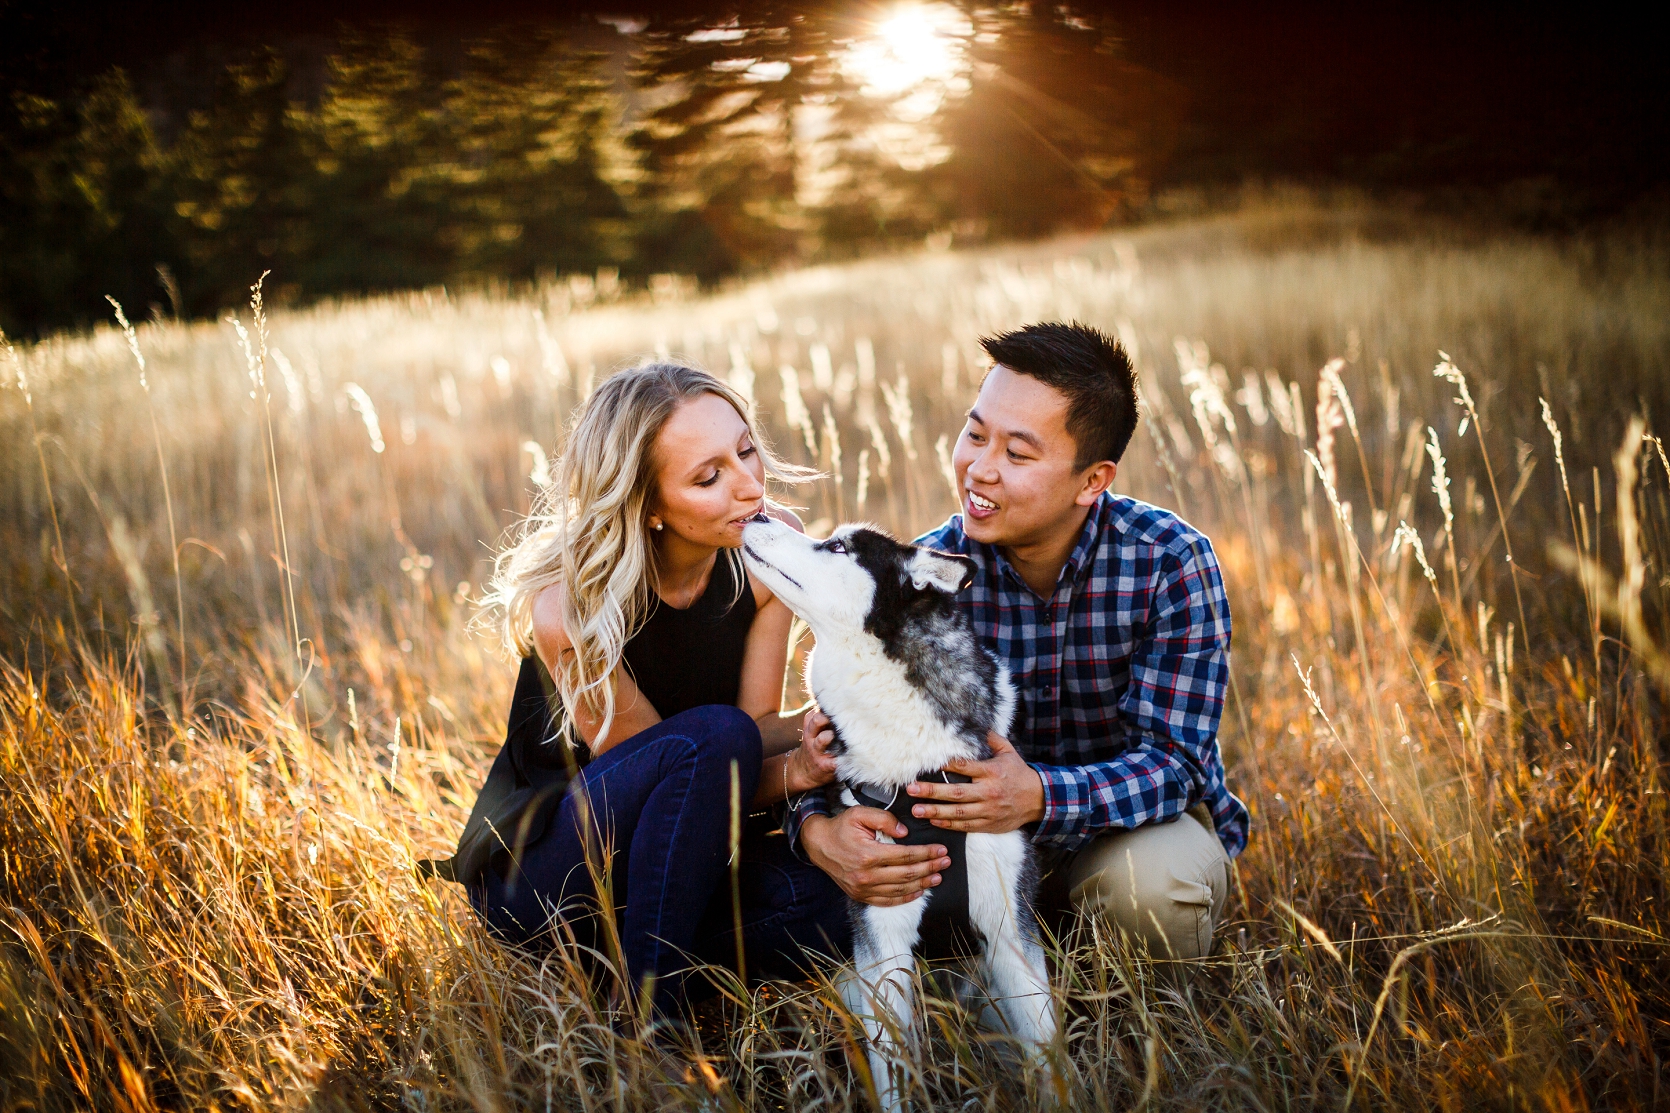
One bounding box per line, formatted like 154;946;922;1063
748;511;771;523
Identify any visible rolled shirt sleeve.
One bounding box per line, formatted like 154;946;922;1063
782;789;831;861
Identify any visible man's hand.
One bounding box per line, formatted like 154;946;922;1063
907;731;1045;833
800;808;950;907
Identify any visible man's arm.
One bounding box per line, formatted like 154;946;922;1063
784;768;952;905
788;792;952;905
780;730;952;906
910;535;1238;850
799;809;952;907
782;788;832;857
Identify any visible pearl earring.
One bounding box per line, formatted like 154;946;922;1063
652;521;663;531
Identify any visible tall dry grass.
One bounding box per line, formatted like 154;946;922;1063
2;197;1668;1110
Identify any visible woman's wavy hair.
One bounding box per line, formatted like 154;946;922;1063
484;360;810;747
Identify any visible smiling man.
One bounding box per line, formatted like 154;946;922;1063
791;321;1248;961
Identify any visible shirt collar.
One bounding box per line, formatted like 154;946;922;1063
1063;492;1112;583
984;492;1112;598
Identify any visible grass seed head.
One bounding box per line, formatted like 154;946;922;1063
345;383;387;453
104;295;147;390
1426;426;1454;536
1316;371;1345;493
1434;351;1478;432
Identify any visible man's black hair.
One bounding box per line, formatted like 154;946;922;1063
979;321;1138;469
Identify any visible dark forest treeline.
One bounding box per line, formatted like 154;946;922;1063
4;1;1665;338
3;33;626;332
2;7;1180;337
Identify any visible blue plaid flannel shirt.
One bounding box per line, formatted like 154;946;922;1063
784;493;1249;858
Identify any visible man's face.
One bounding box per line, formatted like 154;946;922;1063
952;364;1105;548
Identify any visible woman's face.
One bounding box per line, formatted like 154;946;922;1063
648;392;766;549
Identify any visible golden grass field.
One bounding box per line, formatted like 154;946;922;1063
2;197;1668;1110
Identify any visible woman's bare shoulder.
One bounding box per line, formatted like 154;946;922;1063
530;581;571;669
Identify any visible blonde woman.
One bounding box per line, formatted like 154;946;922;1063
426;362;927;1011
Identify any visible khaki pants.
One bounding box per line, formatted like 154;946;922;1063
1036;809;1232;960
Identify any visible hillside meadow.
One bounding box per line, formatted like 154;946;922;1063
2;199;1668;1110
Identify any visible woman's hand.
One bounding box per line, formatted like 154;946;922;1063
783;708;838;795
802;707;834;753
751;707;838;806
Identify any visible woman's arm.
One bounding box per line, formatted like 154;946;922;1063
754;708;838;805
737;592;801;757
532;582;662;755
734;507;841;805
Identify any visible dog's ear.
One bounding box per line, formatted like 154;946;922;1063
906;548;975;594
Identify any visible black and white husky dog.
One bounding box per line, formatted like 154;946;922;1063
741;517;1056;1107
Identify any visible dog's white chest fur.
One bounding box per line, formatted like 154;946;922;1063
808;633;1002;786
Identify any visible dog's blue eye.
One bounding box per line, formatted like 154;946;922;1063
825;539;847;554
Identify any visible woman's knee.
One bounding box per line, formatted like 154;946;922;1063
660;705;762;778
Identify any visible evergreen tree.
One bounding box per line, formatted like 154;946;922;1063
629;5;907;277
0;70;174;332
631;10;804;278
438;29;632;282
932;6;1185;239
295;32;454;295
167;49;314;311
807;5;962;254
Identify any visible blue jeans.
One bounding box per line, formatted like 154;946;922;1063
470;705;849;1011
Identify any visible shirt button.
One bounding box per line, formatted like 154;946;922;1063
1041;684;1055;698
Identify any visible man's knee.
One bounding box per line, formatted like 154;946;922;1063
1066;810;1231;960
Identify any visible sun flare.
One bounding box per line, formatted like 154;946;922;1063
843;3;968;97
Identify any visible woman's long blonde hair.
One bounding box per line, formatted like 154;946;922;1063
486;361;808;747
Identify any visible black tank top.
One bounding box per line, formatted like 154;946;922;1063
623;551;757;719
425;553;758;886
